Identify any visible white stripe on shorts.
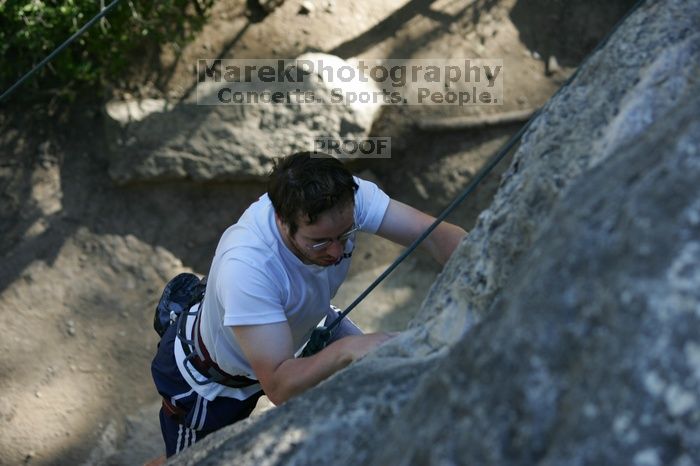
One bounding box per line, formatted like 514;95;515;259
176;424;184;454
197;398;208;431
190;395;202;429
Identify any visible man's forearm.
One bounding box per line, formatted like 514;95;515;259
265;332;393;405
266;338;352;405
425;222;467;265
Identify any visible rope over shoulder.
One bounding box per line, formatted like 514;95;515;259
300;111;536;358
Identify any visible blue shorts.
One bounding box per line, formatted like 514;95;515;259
150;307;362;457
151;323;263;457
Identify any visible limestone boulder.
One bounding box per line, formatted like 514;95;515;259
105;53;381;184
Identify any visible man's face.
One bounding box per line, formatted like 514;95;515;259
285;202;355;267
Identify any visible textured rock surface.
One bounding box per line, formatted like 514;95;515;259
172;0;700;464
371;67;700;466
414;0;700;355
105;53;380;184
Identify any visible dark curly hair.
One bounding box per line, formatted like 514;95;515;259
268;152;359;236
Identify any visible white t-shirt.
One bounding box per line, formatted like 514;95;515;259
176;177;390;400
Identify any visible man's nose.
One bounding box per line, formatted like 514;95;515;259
326;240;344;258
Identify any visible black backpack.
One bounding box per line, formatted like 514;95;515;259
153;273;206;337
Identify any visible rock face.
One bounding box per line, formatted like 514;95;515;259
105;53;381;184
173;1;700;464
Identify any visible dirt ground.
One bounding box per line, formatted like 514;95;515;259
0;0;603;463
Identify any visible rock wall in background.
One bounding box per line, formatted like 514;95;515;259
104;53;380;184
172;0;700;464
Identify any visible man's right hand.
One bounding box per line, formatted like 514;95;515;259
336;332;397;362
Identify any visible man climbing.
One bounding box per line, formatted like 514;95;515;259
150;151;467;459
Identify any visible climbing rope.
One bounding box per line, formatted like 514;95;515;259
301;0;646;357
0;0;124;103
300;110;537;357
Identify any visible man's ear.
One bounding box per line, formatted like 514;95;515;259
274;212;289;234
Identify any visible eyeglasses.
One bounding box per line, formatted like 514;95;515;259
308;223;358;251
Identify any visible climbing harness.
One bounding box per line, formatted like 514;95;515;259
155;272;258;387
176;298;258;388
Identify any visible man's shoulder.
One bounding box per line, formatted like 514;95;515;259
237;194;274;233
218;196;277;249
214;247;288;297
219;240;283;273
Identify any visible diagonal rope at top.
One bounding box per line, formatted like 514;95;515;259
0;0;124;103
